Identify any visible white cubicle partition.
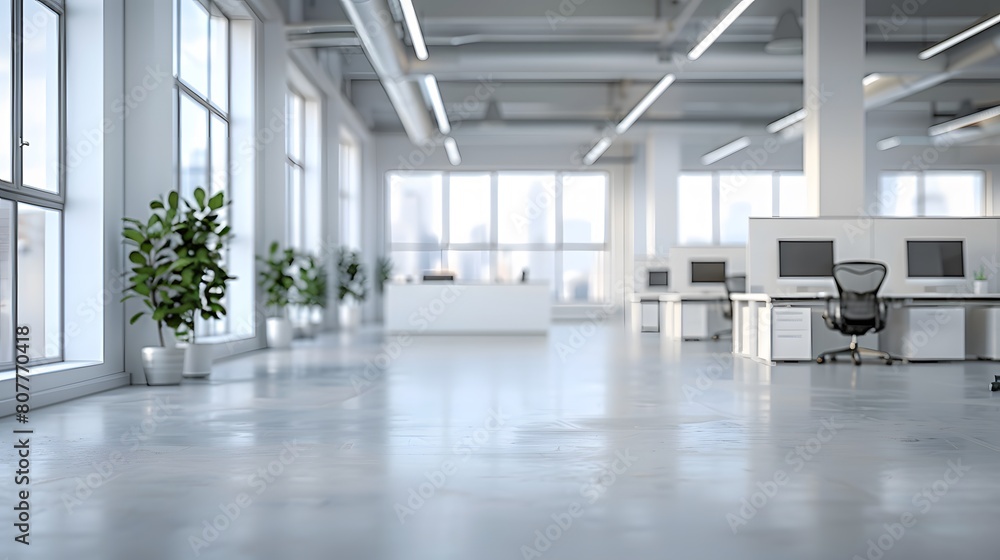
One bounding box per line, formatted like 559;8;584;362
749;217;1000;296
871;218;1000;294
385;283;551;334
668;246;746;294
747;218;872;294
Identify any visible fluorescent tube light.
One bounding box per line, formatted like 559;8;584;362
701;137;751;165
928;104;1000;136
423;75;451;134
918;13;1000;60
398;0;429;60
876;136;903;151
583;137;613;165
687;0;757;61
615;74;676;135
863;73;881;86
766;108;806;133
444;137;461;165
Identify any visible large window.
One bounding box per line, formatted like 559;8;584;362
175;0;255;338
877;171;984;217
340;131;361;250
1;0;64;367
678;172;807;245
387;171;610;303
286;90;305;249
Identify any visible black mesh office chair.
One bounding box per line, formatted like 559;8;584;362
816;261;894;366
712;275;746;341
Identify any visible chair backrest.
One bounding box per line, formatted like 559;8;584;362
832;261;887;333
722;275;746;319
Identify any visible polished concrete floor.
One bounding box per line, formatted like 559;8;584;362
3;322;1000;559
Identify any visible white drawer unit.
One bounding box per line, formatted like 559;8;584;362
769;306;812;361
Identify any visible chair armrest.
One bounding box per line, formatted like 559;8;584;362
822;296;839;330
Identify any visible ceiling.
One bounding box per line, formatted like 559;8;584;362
279;0;1000;154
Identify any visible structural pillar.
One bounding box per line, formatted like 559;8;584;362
645;130;681;254
803;0;866;216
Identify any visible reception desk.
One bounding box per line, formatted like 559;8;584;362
384;282;551;334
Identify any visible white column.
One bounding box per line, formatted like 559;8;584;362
803;0;866;216
645;130;681;254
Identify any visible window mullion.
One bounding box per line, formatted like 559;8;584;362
12;0;22;191
712;173;721;244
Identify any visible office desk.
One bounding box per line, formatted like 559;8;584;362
732;293;1000;363
385;283;550;334
658;293;729;341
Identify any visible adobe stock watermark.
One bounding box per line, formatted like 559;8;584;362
349;284;466;396
61;397;181;513
520;449;637;559
851;459;970;560
394;408;509;524
188;440;304;556
520;450;638;558
726;417;842;533
681;352;735;403
876;0;932;40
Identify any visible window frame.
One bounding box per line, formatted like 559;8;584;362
0;0;67;370
385;170;611;303
285;88;305;249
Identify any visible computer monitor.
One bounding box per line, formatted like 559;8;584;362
422;271;456;282
906;240;964;278
690;261;726;284
778;240;835;278
648;270;669;287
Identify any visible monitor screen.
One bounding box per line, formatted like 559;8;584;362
423;272;456;282
907;241;965;278
648;270;669;287
690;261;726;284
779;240;835;278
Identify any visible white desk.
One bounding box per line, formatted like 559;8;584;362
658;293;729;341
385;283;550;334
732;293;1000;364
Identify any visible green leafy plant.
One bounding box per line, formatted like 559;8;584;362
175;187;235;339
295;253;328;309
258;242;298;317
337;248;368;304
122;191;198;346
376;256;393;294
975;265;988;281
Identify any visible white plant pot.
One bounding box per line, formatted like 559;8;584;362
141;346;186;386
266;317;293;348
182;342;215;378
339;305;361;329
974;280;988;295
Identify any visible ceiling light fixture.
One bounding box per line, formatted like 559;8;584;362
766;108;806;133
398;0;429;60
701;137;751;165
876;136;903;151
615;74;677;135
583;137;613;166
688;0;758;61
863;73;882;86
423;75;451;134
444;137;461;165
918;13;1000;60
765;9;802;55
928;103;1000;136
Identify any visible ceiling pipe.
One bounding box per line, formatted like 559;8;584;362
780;29;1000;142
339;0;436;145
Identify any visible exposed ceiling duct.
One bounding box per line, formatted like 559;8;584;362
338;0;436;145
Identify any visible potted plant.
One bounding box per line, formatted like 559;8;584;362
177;187;234;377
377;256;394;294
295;252;328;337
974;265;989;295
258;241;298;348
337;247;368;329
122;191;198;385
